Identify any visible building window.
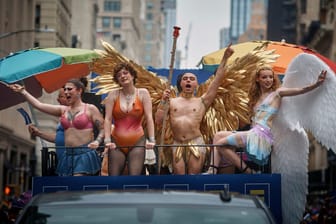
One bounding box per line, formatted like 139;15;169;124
113;17;122;28
147;2;154;10
102;17;111;28
145;33;152;41
145;43;152;51
113;34;121;41
35;4;41;29
146;12;153;20
300;0;307;14
145;54;152;62
104;0;121;11
145;23;153;30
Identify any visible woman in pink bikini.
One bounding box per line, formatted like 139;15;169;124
104;62;155;176
10;79;104;176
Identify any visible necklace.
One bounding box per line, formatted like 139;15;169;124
123;89;135;113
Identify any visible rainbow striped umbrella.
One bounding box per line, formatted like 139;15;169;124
0;47;99;110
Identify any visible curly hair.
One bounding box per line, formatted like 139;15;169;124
248;65;281;117
113;62;137;85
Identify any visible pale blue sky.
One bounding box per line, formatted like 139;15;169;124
176;0;231;68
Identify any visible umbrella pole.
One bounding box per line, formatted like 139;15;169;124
158;26;180;174
27;103;51;176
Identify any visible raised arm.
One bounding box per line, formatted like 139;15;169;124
278;70;327;97
202;43;234;108
9;84;64;116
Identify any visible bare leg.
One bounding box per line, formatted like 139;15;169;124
207;131;232;174
173;156;186;175
213;130;254;174
219;147;253;174
187;153;205;174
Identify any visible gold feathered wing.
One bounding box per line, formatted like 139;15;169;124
198;47;279;144
90;40;175;167
90;41;278;170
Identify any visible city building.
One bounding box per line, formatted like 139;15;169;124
267;0;297;43
229;0;251;44
0;0;73;200
161;0;177;68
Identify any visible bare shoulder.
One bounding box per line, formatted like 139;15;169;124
87;103;100;113
138;88;150;98
138;88;149;94
106;89;119;100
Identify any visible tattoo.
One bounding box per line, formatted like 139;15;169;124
94;119;102;129
67;111;80;121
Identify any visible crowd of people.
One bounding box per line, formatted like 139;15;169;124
301;191;336;224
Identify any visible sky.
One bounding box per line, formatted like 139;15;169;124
176;0;231;68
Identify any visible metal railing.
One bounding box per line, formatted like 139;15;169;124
41;144;272;176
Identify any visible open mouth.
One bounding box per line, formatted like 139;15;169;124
186;84;191;88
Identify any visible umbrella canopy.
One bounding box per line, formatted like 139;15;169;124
0;47;99;110
201;40;336;75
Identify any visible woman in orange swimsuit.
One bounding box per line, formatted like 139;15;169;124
9;79;104;176
104;62;155;176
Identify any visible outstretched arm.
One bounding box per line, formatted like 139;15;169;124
278;70;327;97
202;43;234;108
9;84;63;116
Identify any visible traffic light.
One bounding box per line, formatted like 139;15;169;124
4;184;19;198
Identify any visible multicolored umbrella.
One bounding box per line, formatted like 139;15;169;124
201;40;336;75
0;47;99;110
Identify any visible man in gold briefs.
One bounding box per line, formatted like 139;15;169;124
155;44;234;175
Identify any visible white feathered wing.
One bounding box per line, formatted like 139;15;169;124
271;53;336;224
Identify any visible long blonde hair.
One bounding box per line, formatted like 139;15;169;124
248;65;281;117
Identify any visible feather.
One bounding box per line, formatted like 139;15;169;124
199;48;278;145
271;53;336;224
91;40;279;171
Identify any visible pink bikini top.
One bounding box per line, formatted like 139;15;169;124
60;104;93;130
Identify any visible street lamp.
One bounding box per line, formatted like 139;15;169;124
0;28;55;40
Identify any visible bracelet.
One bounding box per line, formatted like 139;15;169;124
148;137;155;143
95;136;103;144
104;138;111;144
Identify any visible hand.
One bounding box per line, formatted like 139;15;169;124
9;84;25;93
145;139;155;149
316;70;327;86
88;140;100;149
105;142;117;150
28;124;40;137
223;43;234;60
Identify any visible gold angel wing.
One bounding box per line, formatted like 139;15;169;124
198;46;279;144
90;40;175;168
